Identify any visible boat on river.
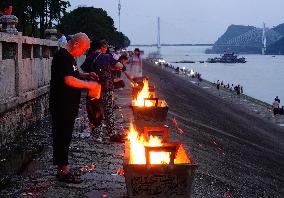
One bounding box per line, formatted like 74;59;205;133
206;52;246;63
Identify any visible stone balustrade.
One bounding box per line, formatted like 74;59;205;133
0;32;58;147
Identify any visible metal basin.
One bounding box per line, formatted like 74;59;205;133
132;98;168;122
123;141;197;198
123;126;197;198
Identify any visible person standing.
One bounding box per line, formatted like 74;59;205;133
275;96;280;104
81;40;124;142
129;48;142;77
272;99;279;115
112;47;120;61
58;29;67;48
216;80;220;96
50;33;100;183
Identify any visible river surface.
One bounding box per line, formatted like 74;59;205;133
135;46;284;104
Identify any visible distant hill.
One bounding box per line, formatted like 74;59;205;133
266;23;284;54
206;24;283;54
266;37;284;54
215;25;255;45
272;23;284;35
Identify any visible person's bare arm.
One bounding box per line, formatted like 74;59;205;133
123;71;138;87
79;72;99;81
123;71;133;82
64;76;98;89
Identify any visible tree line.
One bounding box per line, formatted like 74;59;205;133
1;1;130;48
58;7;130;48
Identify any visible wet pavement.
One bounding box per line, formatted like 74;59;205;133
0;89;132;198
143;62;284;198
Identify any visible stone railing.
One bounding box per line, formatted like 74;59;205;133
0;32;58;147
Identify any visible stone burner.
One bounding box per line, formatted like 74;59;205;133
123;125;197;198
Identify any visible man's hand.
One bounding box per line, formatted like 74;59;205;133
87;81;101;99
79;72;99;81
88;72;99;81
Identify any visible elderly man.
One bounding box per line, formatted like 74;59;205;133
50;32;100;183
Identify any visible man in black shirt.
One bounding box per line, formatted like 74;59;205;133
50;32;100;183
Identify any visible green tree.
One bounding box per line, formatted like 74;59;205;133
7;0;70;38
59;7;130;48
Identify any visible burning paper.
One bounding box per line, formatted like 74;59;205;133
133;79;154;107
127;124;171;164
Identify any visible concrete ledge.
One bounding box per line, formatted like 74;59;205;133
0;32;58;46
0;92;49;147
0;85;49;114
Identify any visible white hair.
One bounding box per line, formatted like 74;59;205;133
69;32;90;46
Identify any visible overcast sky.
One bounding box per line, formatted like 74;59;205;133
68;0;284;44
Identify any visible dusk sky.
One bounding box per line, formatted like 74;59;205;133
68;0;284;44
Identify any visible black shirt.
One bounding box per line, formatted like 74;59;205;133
49;48;81;117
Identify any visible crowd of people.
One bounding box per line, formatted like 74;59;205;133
215;80;244;96
213;80;283;116
153;61;203;81
50;32;143;183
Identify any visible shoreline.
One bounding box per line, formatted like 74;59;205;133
146;60;284;127
201;78;271;108
142;60;284;197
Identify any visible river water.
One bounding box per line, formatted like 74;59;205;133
136;46;284;104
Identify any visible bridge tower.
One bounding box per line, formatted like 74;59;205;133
262;22;267;55
157;17;161;52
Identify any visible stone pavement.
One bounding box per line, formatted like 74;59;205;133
0;88;133;198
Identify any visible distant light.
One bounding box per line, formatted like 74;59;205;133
158;59;166;63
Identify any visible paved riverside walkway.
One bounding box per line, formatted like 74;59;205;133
0;89;132;198
163;65;284;128
142;61;284;197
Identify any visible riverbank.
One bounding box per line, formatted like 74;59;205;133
154;61;284;127
140;46;284;105
143;60;284;197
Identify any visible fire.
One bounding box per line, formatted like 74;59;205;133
127;124;170;164
133;79;154;107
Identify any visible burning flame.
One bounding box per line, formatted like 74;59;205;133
133;79;154;107
127;124;170;164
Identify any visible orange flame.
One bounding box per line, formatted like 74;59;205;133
127;124;170;164
133;79;154;107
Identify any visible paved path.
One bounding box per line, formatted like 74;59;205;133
0;90;132;198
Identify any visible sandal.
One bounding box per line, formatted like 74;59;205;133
56;171;83;184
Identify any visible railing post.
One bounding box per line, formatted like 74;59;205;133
15;32;22;97
0;41;2;61
0;15;18;34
